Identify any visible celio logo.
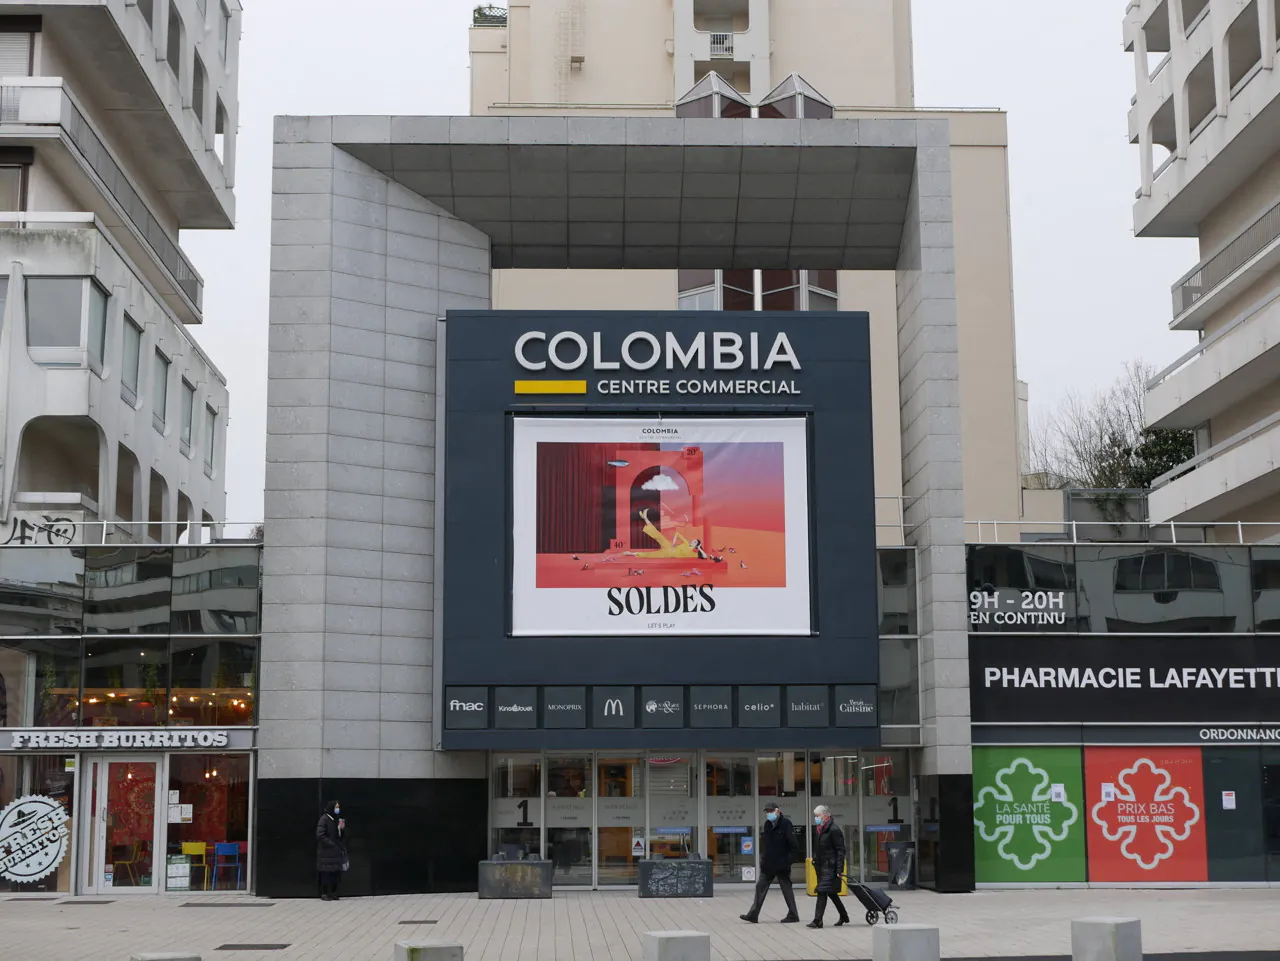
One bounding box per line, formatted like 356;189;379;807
515;330;801;372
449;699;485;711
743;701;775;712
608;585;716;616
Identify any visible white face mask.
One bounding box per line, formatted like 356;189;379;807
334;807;341;816
814;816;824;825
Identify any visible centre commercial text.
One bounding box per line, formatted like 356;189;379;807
515;329;803;395
984;666;1280;690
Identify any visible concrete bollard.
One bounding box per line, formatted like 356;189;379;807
394;942;464;961
872;924;941;961
642;930;711;961
131;954;201;961
1072;918;1142;961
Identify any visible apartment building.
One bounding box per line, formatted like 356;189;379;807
1130;0;1280;536
0;1;241;548
469;0;1029;536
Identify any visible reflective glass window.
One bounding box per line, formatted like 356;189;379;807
648;754;697;859
760;96;796;118
802;97;834;119
546;755;592;885
0;547;84;635
81;636;169;726
83;546;172;634
170;546;260;635
678;269;715;293
879;636;919;725
877;548;916;635
967;544;1077;632
121;316;142;399
1076;545;1252;633
25;278;83;348
87;282;107;370
675;96;713;118
0;637;80;727
1253;547;1280;632
0;755;75;893
169;637;256;726
491;755;541;860
810;269;838;294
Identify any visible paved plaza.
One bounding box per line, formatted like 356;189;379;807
3;886;1280;961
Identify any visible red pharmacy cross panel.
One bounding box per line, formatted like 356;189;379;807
1084;747;1207;883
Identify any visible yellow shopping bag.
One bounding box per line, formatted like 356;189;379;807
803;858;849;897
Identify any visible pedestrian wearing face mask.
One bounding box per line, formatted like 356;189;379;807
808;804;850;928
316;800;348;900
739;802;800;924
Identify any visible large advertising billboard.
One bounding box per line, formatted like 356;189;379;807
511;416;811;636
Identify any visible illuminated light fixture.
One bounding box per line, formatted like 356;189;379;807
107;692;116;698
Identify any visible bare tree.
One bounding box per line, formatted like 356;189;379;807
250;523;264;540
1028;360;1192;491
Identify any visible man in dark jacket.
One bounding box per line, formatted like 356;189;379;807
808;804;850;928
739;802;800;923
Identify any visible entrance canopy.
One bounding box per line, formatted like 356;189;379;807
334;116;925;270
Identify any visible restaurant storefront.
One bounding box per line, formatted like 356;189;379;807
0;542;261;895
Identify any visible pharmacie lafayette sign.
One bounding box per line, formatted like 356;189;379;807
0;728;250;751
513;328;803;396
970;634;1280;724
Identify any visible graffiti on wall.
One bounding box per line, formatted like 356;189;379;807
1;512;80;546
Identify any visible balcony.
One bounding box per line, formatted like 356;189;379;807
1147;291;1280;428
709;32;734;58
1169;197;1280;329
1148;412;1280;522
0;79;203;323
472;4;508;26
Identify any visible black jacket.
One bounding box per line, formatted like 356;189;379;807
760;815;798;875
315;813;346;873
813;819;846;893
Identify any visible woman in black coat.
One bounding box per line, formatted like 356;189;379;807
808;805;850;928
315;800;347;900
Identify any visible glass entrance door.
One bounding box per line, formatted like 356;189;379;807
82;756;162;894
705;755;754;882
758;751;808;883
596;755;644;885
546;755;593;885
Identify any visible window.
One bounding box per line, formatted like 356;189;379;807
25;278;84;348
678;269;838;312
219;3;231;60
0;32;33;78
121;315;142;402
87;281;108;371
192;53;206;125
137;0;154;30
180;379;195;451
166;2;181;78
214;98;227;163
153;349;170;430
195;0;207;16
204;404;217;469
0;166;25;212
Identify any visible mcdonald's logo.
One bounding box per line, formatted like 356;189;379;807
604;698;624;717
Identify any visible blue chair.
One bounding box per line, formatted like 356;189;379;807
212;842;242;891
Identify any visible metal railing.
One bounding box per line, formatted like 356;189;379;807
1172;196;1280;317
966;519;1280;545
710;32;734;57
62;98;203;312
1150;407;1280;489
472;4;508;26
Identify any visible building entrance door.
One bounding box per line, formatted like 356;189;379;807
596;754;644;885
80;755;163;895
758;751;808;884
705;755;755;883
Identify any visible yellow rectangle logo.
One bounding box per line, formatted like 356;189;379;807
514;380;587;395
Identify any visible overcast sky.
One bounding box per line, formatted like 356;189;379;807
181;0;1199;529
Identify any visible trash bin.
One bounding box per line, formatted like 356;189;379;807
885;842;916;890
803;857;850;897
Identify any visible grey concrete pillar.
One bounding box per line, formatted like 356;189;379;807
895;120;969;777
1072;918;1142;961
262;117;491;780
642;932;711;961
873;925;941;961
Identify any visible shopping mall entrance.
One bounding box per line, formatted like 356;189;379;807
489;749;911;889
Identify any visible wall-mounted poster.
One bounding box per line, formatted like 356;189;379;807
1084;747;1207;883
511;417;811;636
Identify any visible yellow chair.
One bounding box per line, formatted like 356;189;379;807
804;857;850;897
181;841;209;891
112;841;144;886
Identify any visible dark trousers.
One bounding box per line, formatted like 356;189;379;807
814;891;849;923
744;869;799;920
318;870;341;897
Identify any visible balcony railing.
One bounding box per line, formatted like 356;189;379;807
710;33;734;58
473;4;508;26
0;79;203;314
1172;196;1280;316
